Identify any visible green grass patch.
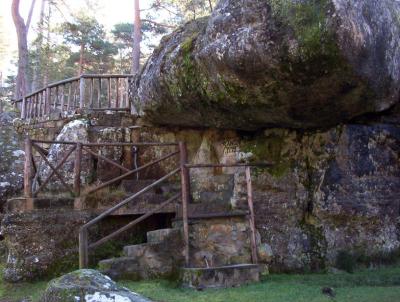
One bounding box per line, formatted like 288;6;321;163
121;266;400;302
1;266;400;301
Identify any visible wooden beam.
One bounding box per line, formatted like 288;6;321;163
24;138;33;197
179;142;190;267
246;166;258;264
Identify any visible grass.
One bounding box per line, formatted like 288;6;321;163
1;266;400;302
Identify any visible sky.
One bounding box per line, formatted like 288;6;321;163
0;0;154;81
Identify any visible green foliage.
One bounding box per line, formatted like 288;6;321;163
60;13;118;74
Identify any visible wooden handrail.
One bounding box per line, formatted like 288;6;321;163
84;151;179;195
79;167;181;268
14;73;135;121
89;193;181;250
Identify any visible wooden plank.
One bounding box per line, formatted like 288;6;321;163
179;142;190;267
115;78;119;108
54;86;58;110
74;143;82;196
186;163;272;168
21;97;26;119
79;228;89;268
79;77;85;109
60;84;65;116
46;87;51;115
246;166;258;264
24;138;33;197
67;83;72;111
107;78;111;107
97;78;101;108
90;78;94;108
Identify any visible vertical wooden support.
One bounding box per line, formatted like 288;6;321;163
90;78;94;108
125;77;129;108
67;83;72;111
179;142;190;267
115;78;119;108
21;97;26;119
246;166;258;264
24;138;33;198
54;86;58;110
26;98;31;119
74;143;82;197
60;84;65;116
79;77;85;109
97;78;101;108
79;228;89;268
46;87;51;115
107;77;111;108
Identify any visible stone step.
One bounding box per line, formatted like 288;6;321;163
146;228;181;244
99;240;184;280
181;264;261;289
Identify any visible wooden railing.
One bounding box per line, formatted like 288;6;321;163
14;74;133;121
23;138;269;269
23;138;180;198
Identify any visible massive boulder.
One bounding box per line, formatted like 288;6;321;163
42;269;152;302
0;112;24;209
134;0;400;130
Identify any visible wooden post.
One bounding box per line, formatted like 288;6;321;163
67;83;71;111
246;166;258;264
74;143;82;197
21;97;26;119
115;78;119;108
54;86;58;110
107;77;111;108
24;138;33;198
90;78;94;109
97;78;101;108
46;87;51;115
179;141;190;267
60;84;65;116
79;228;89;268
79;77;85;109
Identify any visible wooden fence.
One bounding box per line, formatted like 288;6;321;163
14;74;134;120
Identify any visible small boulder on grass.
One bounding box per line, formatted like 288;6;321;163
41;269;152;302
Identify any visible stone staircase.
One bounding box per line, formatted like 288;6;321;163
96;174;265;289
98;227;184;280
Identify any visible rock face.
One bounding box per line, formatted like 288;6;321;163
130;114;400;272
0;112;24;209
1;210;93;282
134;0;400;130
41;269;152;302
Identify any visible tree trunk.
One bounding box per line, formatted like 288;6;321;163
79;43;85;75
11;0;29;99
32;0;46;91
131;0;141;75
